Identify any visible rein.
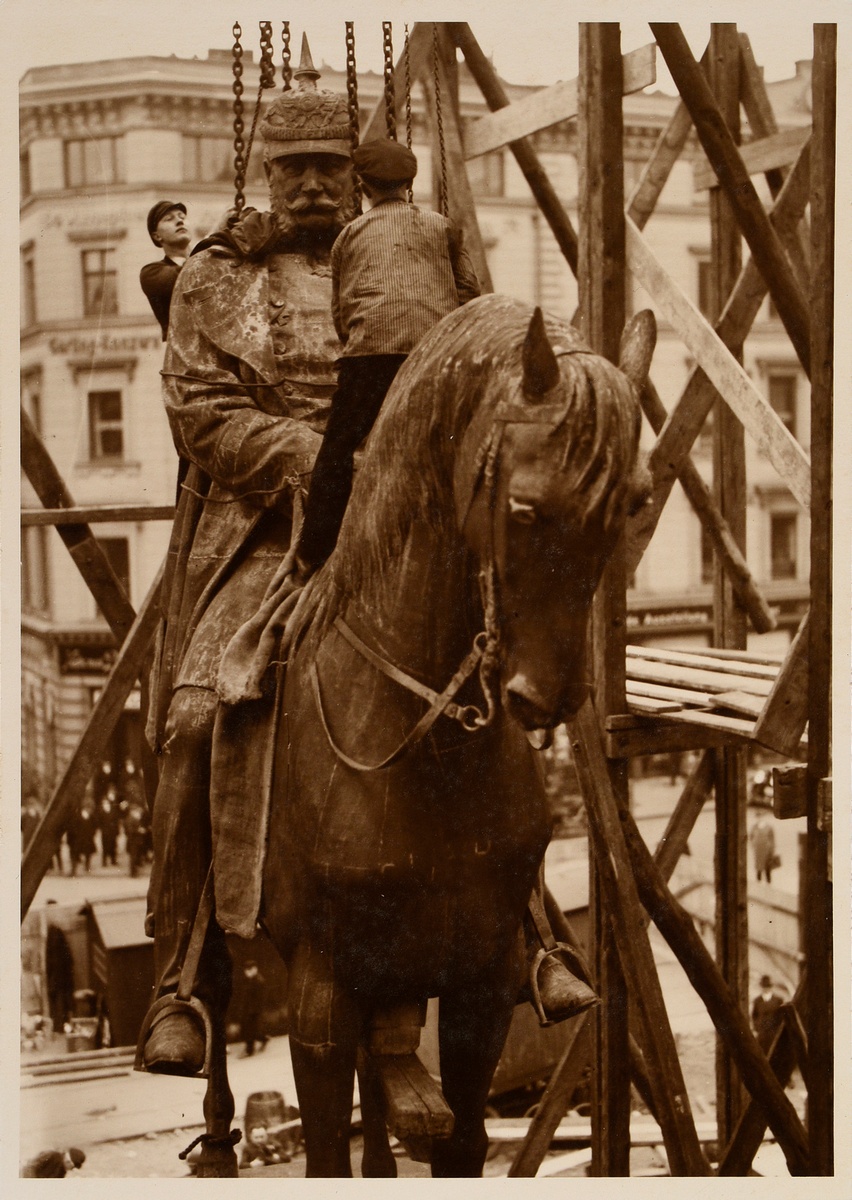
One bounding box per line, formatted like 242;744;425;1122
311;376;579;775
310;619;490;773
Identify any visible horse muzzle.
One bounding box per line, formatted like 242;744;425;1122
504;673;592;730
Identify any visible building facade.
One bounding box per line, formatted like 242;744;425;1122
19;41;812;801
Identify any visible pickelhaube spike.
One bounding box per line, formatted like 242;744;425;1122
294;33;321;89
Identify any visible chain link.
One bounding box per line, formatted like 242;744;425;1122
432;24;448;217
232;23;246;213
281;22;291;91
345;22;362;214
382;21;396;141
404;24;413;202
241;22;276;192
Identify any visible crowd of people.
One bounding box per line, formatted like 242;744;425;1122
22;757;152;878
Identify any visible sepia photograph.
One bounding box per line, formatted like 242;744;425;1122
4;0;849;1186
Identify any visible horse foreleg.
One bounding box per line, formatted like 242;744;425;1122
195;1006;238;1178
431;969;520;1178
287;939;362;1177
356;1051;397;1177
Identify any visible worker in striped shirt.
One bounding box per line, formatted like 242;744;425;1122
291;137;481;578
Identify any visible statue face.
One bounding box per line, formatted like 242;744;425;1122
266;152;354;239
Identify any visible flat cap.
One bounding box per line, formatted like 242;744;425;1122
759;974;773;988
68;1148;86;1169
147;201;186;239
352;139;418;183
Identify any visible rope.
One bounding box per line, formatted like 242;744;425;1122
179;1128;242;1161
231;23;246;213
382;21;397;141
404;23;414;202
431;24;448;217
476;435;502;726
345;22;362;214
281;21;291;91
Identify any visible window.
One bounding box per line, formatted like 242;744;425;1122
21;244;37;327
21;526;50;614
182;134;265;186
97;537;131;607
466;151;504;198
768;373;797;438
20;148;31;200
700;524;714;584
697;258;714;319
770;513;797;580
88;390;124;460
64;136;124;187
82;247;118;317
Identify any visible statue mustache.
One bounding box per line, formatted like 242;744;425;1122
285;195;341;214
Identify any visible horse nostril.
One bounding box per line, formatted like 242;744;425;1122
505;675;554;730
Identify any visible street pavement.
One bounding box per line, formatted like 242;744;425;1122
18;774;805;1178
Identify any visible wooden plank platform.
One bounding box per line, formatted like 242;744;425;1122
623;642;806;751
373;1053;454;1143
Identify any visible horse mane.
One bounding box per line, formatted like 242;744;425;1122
303;295;641;632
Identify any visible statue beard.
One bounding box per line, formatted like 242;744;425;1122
270;180;359;251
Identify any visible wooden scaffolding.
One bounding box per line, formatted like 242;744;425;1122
21;21;835;1176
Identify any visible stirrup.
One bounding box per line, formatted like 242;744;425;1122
529;945;599;1028
134;994;213;1078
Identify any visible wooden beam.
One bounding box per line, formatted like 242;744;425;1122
463;43;655;159
650;23;811;376
449;22;579;276
627;43;709;231
361;22;433;144
570;701;710;1174
619;810;810;1174
626;376;776;633
716;980;806;1174
738;32;811;283
753;611;810;755
628;139;812;558
22;504;175;526
693;126;810;191
418;25;493;290
21;564;163;919
578;24;631;1177
805;23;835;1175
21;407;136;643
653;750;716;882
605;717;749;759
508;1015;593;1176
625;217;811;508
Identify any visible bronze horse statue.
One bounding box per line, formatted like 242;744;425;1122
199;295;654;1177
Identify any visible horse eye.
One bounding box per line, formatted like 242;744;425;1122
508;497;536;524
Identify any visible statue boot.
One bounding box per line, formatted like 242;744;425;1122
523;874;600;1026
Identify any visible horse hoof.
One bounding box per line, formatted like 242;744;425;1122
143;1010;206;1076
535;957;600;1025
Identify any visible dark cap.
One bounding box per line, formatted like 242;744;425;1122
352;139;417;184
147;201;187;241
68;1148;86;1169
759;974;773;988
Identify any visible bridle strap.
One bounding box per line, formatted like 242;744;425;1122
309;618;488;773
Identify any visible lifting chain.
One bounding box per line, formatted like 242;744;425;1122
345;22;362;214
404;24;414;202
281;21;292;91
382;21;397;141
431;24;448;217
231;22;246;213
242;22;276;188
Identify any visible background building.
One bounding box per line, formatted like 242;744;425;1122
19;43;811;801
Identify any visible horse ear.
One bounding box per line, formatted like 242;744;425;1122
618;310;657;393
522;307;560;400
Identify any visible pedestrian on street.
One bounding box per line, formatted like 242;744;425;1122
22;1147;85;1177
239;961;268;1057
97;787;120;867
749;812;777;883
751;974;784;1050
21;793;42;850
124;801;149;878
44;901;74;1035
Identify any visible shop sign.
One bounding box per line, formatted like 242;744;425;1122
59;644;117;675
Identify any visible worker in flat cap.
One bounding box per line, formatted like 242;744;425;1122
22;1146;86;1177
290;137;481;578
140;201;192;339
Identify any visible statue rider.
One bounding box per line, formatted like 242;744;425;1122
139;41;595;1079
